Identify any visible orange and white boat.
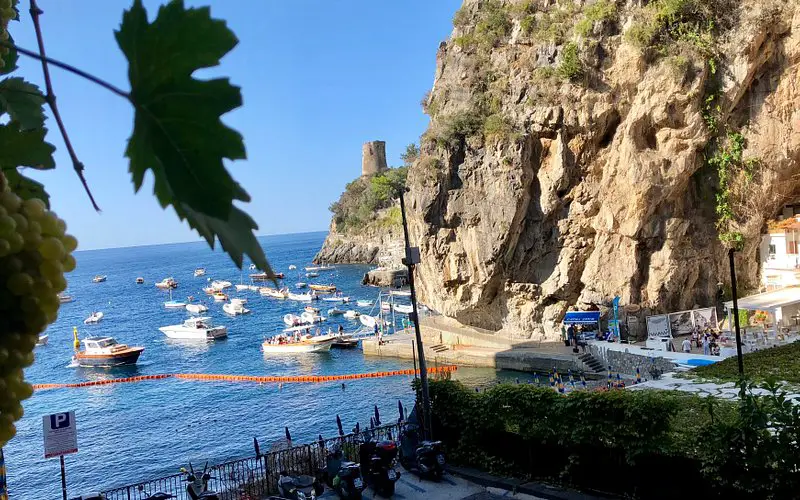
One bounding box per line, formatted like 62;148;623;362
309;284;337;293
73;336;143;367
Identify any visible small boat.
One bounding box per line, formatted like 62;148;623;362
159;317;227;341
235;284;249;291
213;292;228;302
300;311;326;324
328;308;345;316
306;272;320;278
92;275;107;283
211;280;233;291
343;310;360;320
360;315;387;329
84;312;104;324
296;282;307;289
223;300;250;315
304;305;320;314
305;265;336;272
250;272;284;281
203;286;216;295
247;285;260;292
309;284;336;293
262;333;336;353
390;290;412;297
322;295;350;302
288;291;318;302
332;333;359;349
381;302;392;312
135;277;144;284
164;289;187;309
284;314;304;327
36;334;49;346
394;304;413;314
186;303;208;314
356;300;373;308
249;264;257;270
155;277;178;289
231;297;247;304
58;293;73;303
194;268;206;277
288;265;297;270
261;287;289;299
73;336;143;367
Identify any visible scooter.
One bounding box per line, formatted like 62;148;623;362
274;470;318;499
359;435;400;497
398;412;446;480
315;442;364;499
180;462;219;500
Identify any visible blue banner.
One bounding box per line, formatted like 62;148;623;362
563;311;601;324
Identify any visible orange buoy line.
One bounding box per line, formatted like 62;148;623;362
30;365;457;391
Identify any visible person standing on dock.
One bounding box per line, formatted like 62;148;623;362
682;337;692;353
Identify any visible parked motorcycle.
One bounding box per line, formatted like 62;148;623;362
273;470;318;499
180;462;219;500
398;409;446;480
315;442;364;499
359;435;400;497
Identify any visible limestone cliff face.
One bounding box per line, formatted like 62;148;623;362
408;0;800;339
313;215;404;266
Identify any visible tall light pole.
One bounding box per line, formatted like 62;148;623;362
728;248;745;378
398;188;433;439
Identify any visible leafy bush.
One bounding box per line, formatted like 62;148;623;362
453;0;511;50
625;0;725;56
424;378;800;497
575;0;617;37
400;143;419;166
557;42;583;80
428;111;483;149
482;113;512;138
329;167;407;232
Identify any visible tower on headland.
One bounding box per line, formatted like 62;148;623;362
361;140;388;177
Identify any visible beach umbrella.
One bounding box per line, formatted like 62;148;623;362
336;415;344;436
285;427;292;443
398;401;404;423
253;437;261;457
374;405;381;426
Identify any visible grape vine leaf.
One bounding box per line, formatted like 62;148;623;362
0;123;55;169
115;0;269;271
1;167;49;207
0;77;46;130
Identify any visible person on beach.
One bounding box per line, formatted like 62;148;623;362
703;334;710;355
682;337;692;353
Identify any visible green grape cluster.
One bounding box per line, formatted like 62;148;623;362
0;0;13;69
0;173;77;445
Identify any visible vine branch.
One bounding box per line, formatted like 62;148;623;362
28;0;113;211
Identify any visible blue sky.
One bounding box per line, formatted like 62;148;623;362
9;0;460;250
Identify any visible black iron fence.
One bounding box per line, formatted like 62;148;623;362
100;423;402;500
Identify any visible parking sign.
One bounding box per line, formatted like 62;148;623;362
43;411;78;459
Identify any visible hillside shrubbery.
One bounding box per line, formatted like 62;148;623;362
329;167;408;232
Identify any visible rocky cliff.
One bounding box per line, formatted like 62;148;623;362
407;0;800;340
313;214;404;266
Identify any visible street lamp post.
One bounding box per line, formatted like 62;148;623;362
728;248;745;378
398;188;433;440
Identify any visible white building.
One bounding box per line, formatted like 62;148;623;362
760;215;800;290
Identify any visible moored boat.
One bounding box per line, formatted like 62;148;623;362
332;332;359;349
155;277;178;289
359;315;386;329
328;308;345;316
288;291;318;302
306;272;320;278
300;311;326;324
159;317;227;341
58;293;73;303
194;268;206;277
356;300;373;308
393;304;413;314
186;303;208;314
295;282;307;289
223;300;250;315
84;311;104;324
260;287;289;299
36;334;48;346
92;275;107;283
309;284;336;293
389;290;412;297
73;336;143;367
250;272;284;281
284;314;304;327
305;265;336;272
135;277;144;284
321;295;350;302
211;280;233;291
304;305;320;314
262;333;335;353
213;292;228;302
164;289;187;309
343;310;360;320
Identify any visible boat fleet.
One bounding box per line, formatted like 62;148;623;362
53;263;417;367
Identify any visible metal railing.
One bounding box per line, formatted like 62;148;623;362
100;423;402;500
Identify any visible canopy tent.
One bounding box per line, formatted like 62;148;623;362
724;286;800;329
563;311;601;325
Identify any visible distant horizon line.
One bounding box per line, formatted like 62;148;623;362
74;229;329;253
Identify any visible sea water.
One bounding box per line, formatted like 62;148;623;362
4;231;528;499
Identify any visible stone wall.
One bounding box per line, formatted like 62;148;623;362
588;343;676;379
361;140;388;177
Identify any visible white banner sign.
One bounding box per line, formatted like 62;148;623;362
646;314;671;339
43;411;77;459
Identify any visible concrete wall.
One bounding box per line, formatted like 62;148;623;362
588;343;677;379
361;141;388;177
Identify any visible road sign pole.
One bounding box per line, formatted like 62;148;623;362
59;455;67;500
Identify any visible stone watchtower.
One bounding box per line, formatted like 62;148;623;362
361;140;388;177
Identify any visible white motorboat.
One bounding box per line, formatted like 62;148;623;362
92;275;107;283
394;304;413;314
136;277;144;284
322;296;350;302
249;263;257;270
261;287;289;299
164;289;187;309
296;282;307;289
155;277;178;289
186;303;208;314
390;290;412;297
262;335;334;353
235;284;249;291
381;302;392;312
288;265;297;270
284;314;304;327
306;272;319;278
288;291;317;302
84;311;104;324
211;280;233;291
203;286;215;295
247;285;260;292
356;300;373;307
159;317;227;341
194;268;206;277
58;293;73;303
328;308;345;316
305;265;336;272
36;334;48;346
223;300;250;315
213;292;228;302
73;336;143;367
300;311;326;324
343;310;360;320
360;315;387;329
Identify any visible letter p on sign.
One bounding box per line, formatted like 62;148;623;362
43;411;78;459
51;413;70;429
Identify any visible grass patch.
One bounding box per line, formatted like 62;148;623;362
576;0;617;36
689;341;800;384
453;0;511;50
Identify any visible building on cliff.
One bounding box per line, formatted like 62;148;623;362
361;140;388;177
761;205;800;290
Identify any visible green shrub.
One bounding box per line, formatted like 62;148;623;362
625;0;724;56
428;111;483;149
452;6;470;28
400;143;419;167
557;42;583;80
453;0;511;50
576;0;617;36
689;338;800;384
482;113;512;138
329;167;408;232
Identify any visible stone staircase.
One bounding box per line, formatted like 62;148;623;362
578;352;605;374
430;344;450;353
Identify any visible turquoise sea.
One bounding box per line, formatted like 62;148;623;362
4;231;524;499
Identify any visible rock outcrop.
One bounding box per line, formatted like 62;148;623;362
407;0;800;340
313;216;404;266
